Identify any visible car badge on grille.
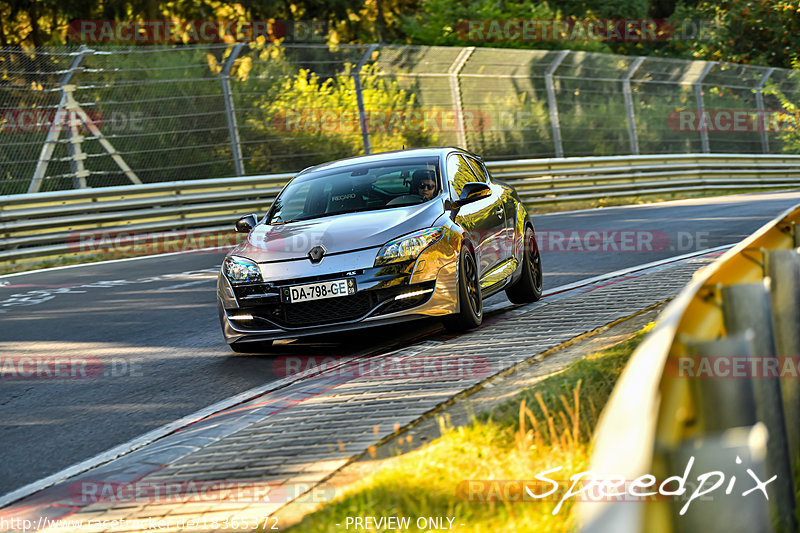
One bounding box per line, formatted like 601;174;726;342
308;245;326;263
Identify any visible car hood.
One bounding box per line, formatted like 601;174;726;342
230;199;444;263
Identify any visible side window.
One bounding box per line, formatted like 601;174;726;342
446;154;480;201
465;156;490;184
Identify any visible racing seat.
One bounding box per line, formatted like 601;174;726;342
326;181;365;213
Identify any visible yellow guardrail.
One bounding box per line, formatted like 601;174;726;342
580;203;800;533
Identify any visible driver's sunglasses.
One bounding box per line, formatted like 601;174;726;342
418;183;435;190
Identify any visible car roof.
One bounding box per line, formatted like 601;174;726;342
296;147;479;176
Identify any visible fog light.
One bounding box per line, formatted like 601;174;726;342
230;313;254;320
394;288;434;300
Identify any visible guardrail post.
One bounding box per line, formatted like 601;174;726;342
794;222;800;247
448;46;474;151
765;248;800;475
545;50;569;158
353;44;379;155
668;424;771;533
28;45;91;194
623;57;645;155
756;68;775;154
220;43;245;177
695;61;716;154
721;281;797;532
683;332;757;430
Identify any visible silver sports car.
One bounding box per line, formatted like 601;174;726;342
217;147;542;352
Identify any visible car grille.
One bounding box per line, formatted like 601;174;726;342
282;292;375;326
236;282;435;330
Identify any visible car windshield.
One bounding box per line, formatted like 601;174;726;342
266;157;441;224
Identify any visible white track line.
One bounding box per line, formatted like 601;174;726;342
0;246;231;279
159;278;217;291
0;244;731;510
540;244;730;296
534;189;800;217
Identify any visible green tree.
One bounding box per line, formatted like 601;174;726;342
242;61;437;173
660;0;800;69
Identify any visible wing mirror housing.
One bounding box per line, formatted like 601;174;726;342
446;182;491;211
234;213;258;233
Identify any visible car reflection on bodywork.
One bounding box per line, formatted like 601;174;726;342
217;147;543;352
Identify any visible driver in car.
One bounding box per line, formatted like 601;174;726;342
412;169;437;201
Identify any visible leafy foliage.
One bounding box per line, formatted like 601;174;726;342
240;61;436;173
668;0;800;69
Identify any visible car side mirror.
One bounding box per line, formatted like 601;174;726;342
235;214;258;233
447;182;491;211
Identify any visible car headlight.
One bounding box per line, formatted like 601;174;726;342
223;256;262;284
374;227;444;266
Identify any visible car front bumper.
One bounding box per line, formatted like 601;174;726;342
217;238;459;344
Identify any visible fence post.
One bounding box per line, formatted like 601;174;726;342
65;95;89;189
28;45;90;194
220;43;245;176
695;61;716;154
447;47;474;151
756;68;775;154
623;57;645;155
545;50;569;158
353;44;379;155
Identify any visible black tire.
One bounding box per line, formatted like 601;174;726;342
229;340;274;353
505;226;543;304
443;248;483;332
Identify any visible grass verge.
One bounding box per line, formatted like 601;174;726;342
281;324;653;532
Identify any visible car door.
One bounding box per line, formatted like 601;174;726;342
464;155;513;265
445;153;506;280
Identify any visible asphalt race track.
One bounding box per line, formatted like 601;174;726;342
1;190;799;496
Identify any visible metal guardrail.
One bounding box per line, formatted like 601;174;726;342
580;202;800;533
2;153;799;266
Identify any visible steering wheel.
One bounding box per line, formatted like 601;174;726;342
386;194;425;206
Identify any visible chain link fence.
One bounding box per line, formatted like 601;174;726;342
1;43;799;195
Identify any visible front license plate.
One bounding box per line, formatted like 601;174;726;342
283;278;356;303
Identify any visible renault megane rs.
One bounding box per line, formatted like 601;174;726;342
217;147;542;352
